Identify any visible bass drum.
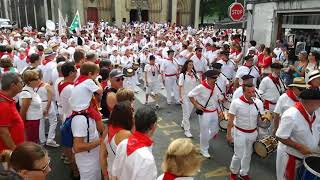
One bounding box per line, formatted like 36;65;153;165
301;154;320;180
219;111;229;131
254;136;278;158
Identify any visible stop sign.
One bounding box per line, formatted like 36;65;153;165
229;2;245;21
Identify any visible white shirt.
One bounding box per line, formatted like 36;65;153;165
13;55;29;73
70;79;99;111
59;83;74;117
178;72;199;96
112;139;157;180
188;83;222;111
229;97;264;130
215;74;229;95
120;55;133;69
178;49;192;66
190;54;207;73
259;76;285;103
144;63;160;83
276;107;320;159
160;59;179;76
39;61;57;84
217;59;236;80
204;50;218;64
19;86;43;120
235;65;260;86
232;87;260;102
274;92;297;116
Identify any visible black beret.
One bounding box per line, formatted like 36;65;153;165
271;63;283;69
241;74;254;80
195;47;203;51
167;49;174;54
204;69;220;78
211;62;223;70
299;89;320;100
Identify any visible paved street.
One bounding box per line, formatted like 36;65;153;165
46;83;276;180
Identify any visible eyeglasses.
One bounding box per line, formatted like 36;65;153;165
33;159;50;172
116;77;124;82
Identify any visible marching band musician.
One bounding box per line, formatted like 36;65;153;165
272;77;308;180
160;49;180;105
188;69;224;158
121;48;138;92
258;63;286;112
234;55;260;89
276;89;320;180
227;83;265;180
232;74;261;101
190;47;208;80
217;50;237;82
211;62;230;111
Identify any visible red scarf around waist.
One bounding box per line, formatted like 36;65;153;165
58;81;74;95
163;172;181;180
127;131;153;156
285;154;297;180
295;102;316;133
107;125;123;143
286;89;299;102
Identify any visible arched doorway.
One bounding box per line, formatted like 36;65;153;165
87;7;98;24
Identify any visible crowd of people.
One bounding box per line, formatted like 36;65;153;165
0;21;319;180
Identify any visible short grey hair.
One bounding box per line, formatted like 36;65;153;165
1;72;21;90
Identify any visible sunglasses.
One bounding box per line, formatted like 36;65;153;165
116;77;124;82
33;159;50;172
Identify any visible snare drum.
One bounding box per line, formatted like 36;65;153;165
133;62;139;71
219;112;228;131
124;68;134;77
301;154;320;180
254;136;278;158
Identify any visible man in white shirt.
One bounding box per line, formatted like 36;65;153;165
189;69;223;158
144;55;161;107
39;48;57;85
234;55;260;88
217;50;236;83
112;107;158;180
13;48;29;73
227;83;264;180
232;75;261;101
276;89;320;180
190;47;208;80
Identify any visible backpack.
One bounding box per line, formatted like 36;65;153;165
100;86;117;119
60;112;90;148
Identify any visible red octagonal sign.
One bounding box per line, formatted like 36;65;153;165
229;2;245;21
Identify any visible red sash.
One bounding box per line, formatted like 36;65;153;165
127;131;153;156
285;154;296;180
240;95;253;104
264;100;276;110
107;125;123;143
295;102;316;133
163;172;180;180
286;89;299;102
57;81;74;95
235;126;257;133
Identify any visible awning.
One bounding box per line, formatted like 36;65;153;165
213;20;247;29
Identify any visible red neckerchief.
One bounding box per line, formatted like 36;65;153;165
163;172;180;180
58;81;74;95
76;64;81;69
268;73;280;85
126;131;153;156
240;95;253;104
74;75;89;86
18;54;25;61
0;91;15;103
201;80;214;90
107;125;124;143
286;89;299;102
101;81;108;89
0;52;4;58
295;102;316;133
42;58;51;65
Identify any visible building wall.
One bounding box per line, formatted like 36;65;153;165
250;0;320;47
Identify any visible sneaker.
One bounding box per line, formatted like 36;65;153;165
184;130;193;138
46;141;60;148
155;104;160;109
230;173;238;180
240;175;251;180
200;150;211;158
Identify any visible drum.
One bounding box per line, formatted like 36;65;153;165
254;136;278;158
219;112;229;131
257;118;271;129
301;154;320;180
133;62;139;71
262;111;273;121
124;68;134;77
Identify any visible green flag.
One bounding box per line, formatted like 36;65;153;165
69;10;80;32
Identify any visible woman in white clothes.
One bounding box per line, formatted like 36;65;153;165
157;138;203;180
35;70;59;147
178;60;199;138
100;101;134;180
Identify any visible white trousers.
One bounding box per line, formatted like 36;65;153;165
181;95;194;131
39;102;57;143
164;76;179;103
198;111;219;152
124;76;137;91
230;128;257;176
276;143;286;180
75;146;101;180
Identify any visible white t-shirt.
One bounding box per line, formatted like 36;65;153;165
160;59;179;75
39;61;57;84
190;54;207;73
60;83;74;118
13;55;29;73
19;86;43;120
235;65;260;86
217;59;236;80
274;92;297;116
258;76;286;103
112;139;157;180
144;63;160;83
70;79;99;111
178;72;199;96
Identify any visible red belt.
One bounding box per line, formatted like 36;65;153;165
203;109;218;113
165;74;177;77
264;100;276;110
235;126;257;133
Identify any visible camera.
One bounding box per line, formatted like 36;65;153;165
152;71;155;76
